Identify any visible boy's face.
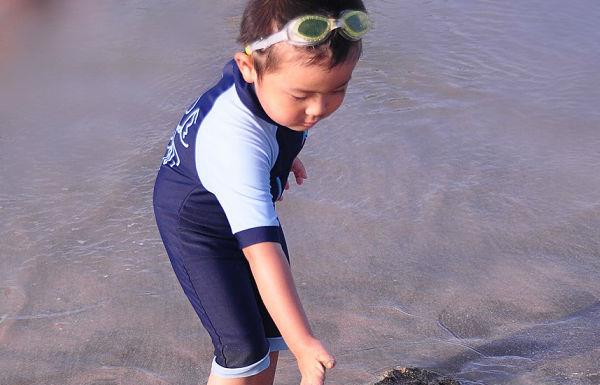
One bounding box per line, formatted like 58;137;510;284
235;45;358;131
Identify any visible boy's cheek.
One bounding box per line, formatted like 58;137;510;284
327;96;346;115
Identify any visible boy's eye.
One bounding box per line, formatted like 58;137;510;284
291;94;308;101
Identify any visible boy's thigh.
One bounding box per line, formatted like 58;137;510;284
169;228;287;368
161;216;290;355
175;234;273;368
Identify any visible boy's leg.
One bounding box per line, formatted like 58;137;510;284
158;222;286;382
252;351;279;385
206;351;279;385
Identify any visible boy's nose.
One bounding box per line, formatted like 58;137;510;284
305;97;327;119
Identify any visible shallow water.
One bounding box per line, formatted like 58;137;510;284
1;1;599;384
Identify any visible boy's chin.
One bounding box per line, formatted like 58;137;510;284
288;125;312;132
289;121;318;131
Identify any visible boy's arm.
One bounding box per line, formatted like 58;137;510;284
243;242;335;384
243;241;313;350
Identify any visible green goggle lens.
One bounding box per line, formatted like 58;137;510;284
297;18;330;40
346;13;368;32
342;12;369;38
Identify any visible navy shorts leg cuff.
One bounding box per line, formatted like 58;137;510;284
268;337;288;352
210;351;270;378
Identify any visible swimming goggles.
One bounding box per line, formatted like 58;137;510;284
245;10;371;54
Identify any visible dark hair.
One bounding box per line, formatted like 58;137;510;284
238;0;367;77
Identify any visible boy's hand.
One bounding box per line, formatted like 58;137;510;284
279;157;308;201
296;337;336;385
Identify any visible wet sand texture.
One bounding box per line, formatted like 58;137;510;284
1;1;600;385
374;368;461;385
0;286;27;341
67;367;171;385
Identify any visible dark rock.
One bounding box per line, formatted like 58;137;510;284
373;367;461;385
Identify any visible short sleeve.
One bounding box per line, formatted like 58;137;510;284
195;94;280;249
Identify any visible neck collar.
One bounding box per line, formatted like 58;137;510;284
228;59;278;126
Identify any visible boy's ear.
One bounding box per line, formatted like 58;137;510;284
234;52;257;84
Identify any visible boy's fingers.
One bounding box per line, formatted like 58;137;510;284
319;353;336;369
297;167;307;179
290;158;308;187
295;168;307;184
293;158;307;176
297;159;308;178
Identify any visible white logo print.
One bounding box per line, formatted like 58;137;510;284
162;108;200;167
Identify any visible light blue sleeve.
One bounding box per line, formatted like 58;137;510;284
194;87;280;245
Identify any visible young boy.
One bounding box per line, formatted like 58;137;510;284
153;1;369;384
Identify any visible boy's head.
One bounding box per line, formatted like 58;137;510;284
234;0;368;132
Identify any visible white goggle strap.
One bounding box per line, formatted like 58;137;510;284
247;29;289;53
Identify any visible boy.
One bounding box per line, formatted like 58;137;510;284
153;1;369;384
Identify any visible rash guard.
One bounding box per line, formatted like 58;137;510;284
154;59;307;249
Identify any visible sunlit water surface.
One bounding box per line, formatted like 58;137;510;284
1;1;599;384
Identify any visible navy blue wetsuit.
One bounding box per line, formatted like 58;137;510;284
153;60;307;378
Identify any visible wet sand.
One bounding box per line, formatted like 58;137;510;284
1;1;599;384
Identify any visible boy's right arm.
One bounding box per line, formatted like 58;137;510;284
243;241;336;385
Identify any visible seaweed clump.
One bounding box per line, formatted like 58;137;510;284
374;367;461;385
